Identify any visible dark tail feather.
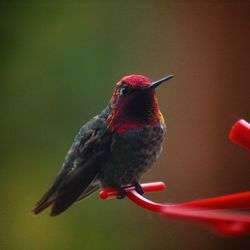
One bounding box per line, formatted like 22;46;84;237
33;170;97;216
50;175;96;216
76;182;100;202
33;151;105;216
33;198;53;215
32;168;97;216
50;161;100;216
33;182;59;215
50;184;99;216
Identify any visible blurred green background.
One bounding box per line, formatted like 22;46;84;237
1;1;250;250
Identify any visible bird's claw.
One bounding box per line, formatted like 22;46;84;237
116;183;143;199
117;188;127;199
134;182;144;195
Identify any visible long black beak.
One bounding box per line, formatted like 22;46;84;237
144;75;174;90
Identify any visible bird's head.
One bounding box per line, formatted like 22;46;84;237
107;74;173;133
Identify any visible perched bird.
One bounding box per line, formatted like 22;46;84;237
33;74;173;216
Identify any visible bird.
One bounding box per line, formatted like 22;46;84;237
33;74;173;216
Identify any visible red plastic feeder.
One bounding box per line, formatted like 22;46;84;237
100;119;250;236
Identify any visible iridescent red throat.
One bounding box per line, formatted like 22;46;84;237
107;90;161;133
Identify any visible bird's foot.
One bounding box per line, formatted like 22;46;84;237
117;188;127;199
134;182;144;196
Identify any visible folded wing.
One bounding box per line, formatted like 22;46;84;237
33;116;111;216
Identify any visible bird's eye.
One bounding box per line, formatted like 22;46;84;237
120;85;131;96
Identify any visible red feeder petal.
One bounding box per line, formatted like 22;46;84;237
229;119;250;151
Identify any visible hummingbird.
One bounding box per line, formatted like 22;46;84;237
33;74;173;216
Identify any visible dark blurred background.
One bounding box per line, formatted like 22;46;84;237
0;1;250;250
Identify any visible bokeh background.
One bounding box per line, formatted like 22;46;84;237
1;1;250;250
